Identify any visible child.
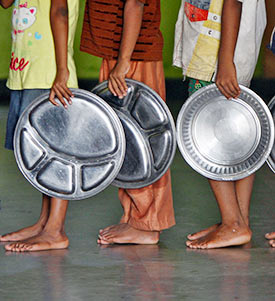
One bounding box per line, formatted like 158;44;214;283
173;0;266;249
264;24;275;247
80;0;176;244
0;0;79;252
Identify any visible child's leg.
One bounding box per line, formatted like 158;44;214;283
97;60;175;245
187;175;254;240
5;197;69;252
235;174;255;226
1;88;53;242
186;79;254;242
186;180;252;249
0;194;50;242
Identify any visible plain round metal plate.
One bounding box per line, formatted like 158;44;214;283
176;84;274;181
14;89;126;200
92;79;176;188
267;95;275;173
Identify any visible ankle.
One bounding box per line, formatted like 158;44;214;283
42;227;66;237
222;220;247;229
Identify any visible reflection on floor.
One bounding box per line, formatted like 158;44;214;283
0;103;275;300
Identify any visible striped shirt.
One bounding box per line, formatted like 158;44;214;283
80;0;163;61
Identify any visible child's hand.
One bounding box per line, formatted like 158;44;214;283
216;61;240;100
49;68;73;108
108;59;130;99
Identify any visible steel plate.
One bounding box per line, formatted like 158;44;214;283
14;89;126;200
92;79;176;188
176;84;274;181
267;95;275;173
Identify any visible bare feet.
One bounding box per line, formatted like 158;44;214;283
0;223;44;242
4;230;69;252
186;223;252;249
97;223;159;245
265;232;275;247
187;223;220;241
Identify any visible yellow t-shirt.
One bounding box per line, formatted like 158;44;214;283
7;0;78;90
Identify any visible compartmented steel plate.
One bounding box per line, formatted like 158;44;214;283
267;95;275;173
176;84;274;181
14;89;126;200
92;79;176;188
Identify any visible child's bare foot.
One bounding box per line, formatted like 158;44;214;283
186;223;252;249
265;232;275;247
187;223;220;240
0;223;45;242
97;223;159;245
4;230;69;252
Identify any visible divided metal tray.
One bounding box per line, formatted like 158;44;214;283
92;79;176;188
14;89;125;200
176;84;274;181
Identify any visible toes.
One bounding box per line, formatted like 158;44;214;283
187;234;195;240
199;243;208;249
97;238;112;245
98;235;113;244
186;241;198;249
265;232;275;239
4;243;14;251
186;240;192;247
100;225;115;233
0;235;10;242
5;242;33;252
100;232;115;240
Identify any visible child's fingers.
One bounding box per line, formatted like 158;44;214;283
108;79;117;97
216;82;232;99
117;77;128;93
109;77;124;99
56;85;73;105
115;77;128;98
53;88;68;108
216;80;240;100
110;78;122;98
226;82;240;99
49;90;60;106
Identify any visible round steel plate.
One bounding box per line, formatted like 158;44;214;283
92;79;176;188
176;84;274;181
267;95;275;173
14;89;126;200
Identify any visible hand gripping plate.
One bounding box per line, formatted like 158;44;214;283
14;89;126;200
92;79;176;189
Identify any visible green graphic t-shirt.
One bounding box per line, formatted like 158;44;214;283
7;0;78;90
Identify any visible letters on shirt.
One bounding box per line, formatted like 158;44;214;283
9;52;29;71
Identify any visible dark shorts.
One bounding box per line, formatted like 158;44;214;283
5;89;50;150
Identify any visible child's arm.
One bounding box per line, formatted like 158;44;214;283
216;0;242;99
0;0;14;8
108;0;144;99
49;0;73;108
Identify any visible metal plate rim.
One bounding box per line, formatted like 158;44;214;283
267;95;275;173
14;88;126;200
176;84;275;181
92;79;177;189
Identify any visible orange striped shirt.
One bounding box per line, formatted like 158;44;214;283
80;0;163;61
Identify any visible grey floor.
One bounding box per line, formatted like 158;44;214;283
1;103;275;301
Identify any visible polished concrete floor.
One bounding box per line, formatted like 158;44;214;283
1;101;275;301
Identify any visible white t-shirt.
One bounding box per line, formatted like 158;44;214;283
173;0;266;86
